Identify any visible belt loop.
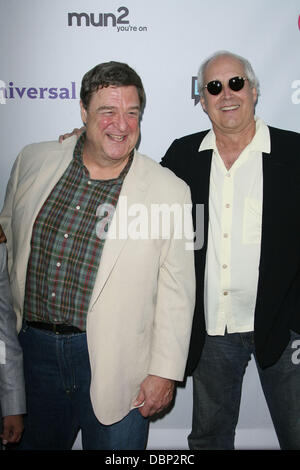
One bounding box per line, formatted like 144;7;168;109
52;324;59;335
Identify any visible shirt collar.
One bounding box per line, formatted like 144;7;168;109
73;130;134;182
73;130;86;167
198;117;271;155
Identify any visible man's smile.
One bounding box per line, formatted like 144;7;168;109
107;133;127;142
220;104;240;111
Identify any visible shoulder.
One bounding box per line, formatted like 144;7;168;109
12;136;77;177
166;130;210;153
134;151;190;195
268;126;300;139
161;130;210;170
268;126;300;144
268;126;300;166
159;130;211;183
19;135;77;161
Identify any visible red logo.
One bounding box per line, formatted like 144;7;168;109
298;15;300;30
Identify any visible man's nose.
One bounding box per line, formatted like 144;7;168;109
221;83;234;99
115;113;129;130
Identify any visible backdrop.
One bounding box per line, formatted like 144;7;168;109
1;0;299;450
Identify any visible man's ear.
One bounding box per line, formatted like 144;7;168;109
200;96;207;113
80;100;87;125
252;87;258;106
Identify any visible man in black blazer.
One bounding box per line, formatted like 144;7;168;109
161;50;300;450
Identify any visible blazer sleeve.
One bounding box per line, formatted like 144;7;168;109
160;139;185;176
0;244;26;417
0;152;22;274
147;184;196;381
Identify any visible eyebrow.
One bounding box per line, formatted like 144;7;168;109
97;105;140;112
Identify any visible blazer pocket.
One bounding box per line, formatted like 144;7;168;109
243;197;262;245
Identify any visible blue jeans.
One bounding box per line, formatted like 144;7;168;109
17;323;149;450
188;330;300;450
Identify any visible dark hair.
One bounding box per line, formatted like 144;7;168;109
80;61;146;111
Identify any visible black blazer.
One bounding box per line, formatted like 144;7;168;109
161;126;300;374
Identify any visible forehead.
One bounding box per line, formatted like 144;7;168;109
204;55;245;80
91;85;139;105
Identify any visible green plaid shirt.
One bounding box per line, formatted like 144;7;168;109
23;132;132;331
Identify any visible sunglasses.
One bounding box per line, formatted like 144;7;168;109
203;76;247;96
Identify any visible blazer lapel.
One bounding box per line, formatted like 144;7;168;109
89;152;148;308
259;136;291;274
15;139;76;290
193;149;212;253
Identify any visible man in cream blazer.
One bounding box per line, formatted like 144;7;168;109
0;62;195;450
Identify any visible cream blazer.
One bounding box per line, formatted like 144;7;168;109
0;136;195;425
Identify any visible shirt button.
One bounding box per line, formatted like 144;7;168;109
64;233;69;239
76;205;80;210
223;233;229;238
226;173;231;177
88;181;91;185
225;203;230;208
222;264;228;269
223;291;228;296
51;292;56;298
56;262;61;267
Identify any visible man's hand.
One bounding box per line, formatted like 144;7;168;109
0;225;6;243
58;126;85;143
1;415;24;445
134;375;175;418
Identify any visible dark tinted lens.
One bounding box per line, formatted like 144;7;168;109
206;80;222;95
229;76;245;92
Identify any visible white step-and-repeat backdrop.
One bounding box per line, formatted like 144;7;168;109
1;0;299;450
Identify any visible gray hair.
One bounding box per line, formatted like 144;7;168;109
197;50;260;99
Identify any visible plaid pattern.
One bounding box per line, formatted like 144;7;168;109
23;132;132;331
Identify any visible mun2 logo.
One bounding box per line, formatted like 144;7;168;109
68;6;148;32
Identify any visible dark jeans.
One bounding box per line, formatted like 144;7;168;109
188;330;300;450
17;323;149;450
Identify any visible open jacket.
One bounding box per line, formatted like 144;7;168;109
161;125;300;373
0;136;195;424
